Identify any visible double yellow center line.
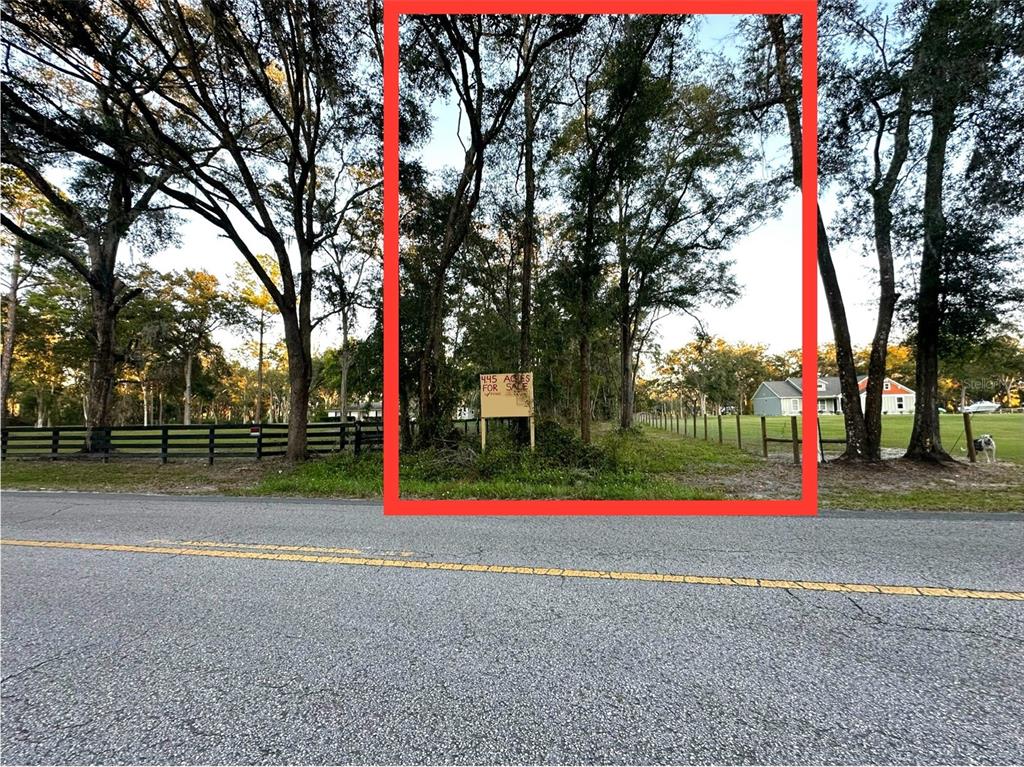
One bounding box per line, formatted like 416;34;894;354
2;538;1022;602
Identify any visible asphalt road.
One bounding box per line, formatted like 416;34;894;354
1;491;1022;765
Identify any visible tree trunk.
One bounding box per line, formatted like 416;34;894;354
863;198;899;460
619;333;635;429
142;383;149;427
86;293;117;450
863;74;914;460
183;352;193;425
906;100;955;462
416;278;446;446
519;21;536;374
579;285;592;444
283;314;311;460
818;206;870;458
256;312;265;423
0;245;19;429
618;255;634;429
339;311;350;423
400;382;412;450
766;16;869;460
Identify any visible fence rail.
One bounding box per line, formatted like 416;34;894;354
637;412;846;464
1;420;383;463
640;410;993;464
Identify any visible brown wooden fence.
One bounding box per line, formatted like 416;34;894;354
637;412;846;463
0;420;383;463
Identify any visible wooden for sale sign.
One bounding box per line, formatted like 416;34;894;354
479;373;534;418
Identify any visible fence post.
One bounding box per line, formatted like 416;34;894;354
717;414;723;444
102;426;111;464
693;412;697;436
207;425;215;465
790;416;800;464
51;428;60;460
160;425;169;464
339;419;346;451
256;425;264;460
355;420;363;456
703;413;708;441
736;412;742;450
964;412;976;463
817;416;826;463
761;416;768;458
1;428;7;459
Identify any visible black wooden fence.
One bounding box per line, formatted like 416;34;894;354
0;420;383;463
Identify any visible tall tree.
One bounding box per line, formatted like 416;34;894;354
407;14;587;445
744;13;871;459
554;15;672;443
905;0;1022;461
108;0;381;458
611;61;773;428
0;168;61;427
167;271;244;425
1;0;177;446
231;256;281;423
821;2;923;459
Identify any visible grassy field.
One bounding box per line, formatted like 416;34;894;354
649;412;1024;464
0;427;771;501
2;417;1021;509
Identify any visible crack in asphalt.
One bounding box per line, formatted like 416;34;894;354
844;594;1024;646
780;588;1024;646
1;654;70;684
12;503;78;525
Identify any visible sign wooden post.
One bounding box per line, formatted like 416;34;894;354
479;372;535;451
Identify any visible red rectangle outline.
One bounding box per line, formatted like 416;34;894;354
383;0;819;515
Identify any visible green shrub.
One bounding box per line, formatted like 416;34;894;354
402;445;478;482
534;420;613;470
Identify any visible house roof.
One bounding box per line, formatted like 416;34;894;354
758;376;842;399
758;374;915;400
757;379;802;398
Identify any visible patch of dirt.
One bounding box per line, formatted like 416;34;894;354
705;461;803;500
820;457;1022;494
682;455;1022;506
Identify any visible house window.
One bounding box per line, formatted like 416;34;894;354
896;396;904;410
818;381;826;391
884;381;891;391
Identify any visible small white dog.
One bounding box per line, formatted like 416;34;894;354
972;434;997;463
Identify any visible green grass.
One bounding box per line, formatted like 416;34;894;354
4;416;1020;509
648;412;1024;463
397;424;756;500
249;452;383;497
0;428;752;501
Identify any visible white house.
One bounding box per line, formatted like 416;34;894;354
752;375;916;416
327;401;382;421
